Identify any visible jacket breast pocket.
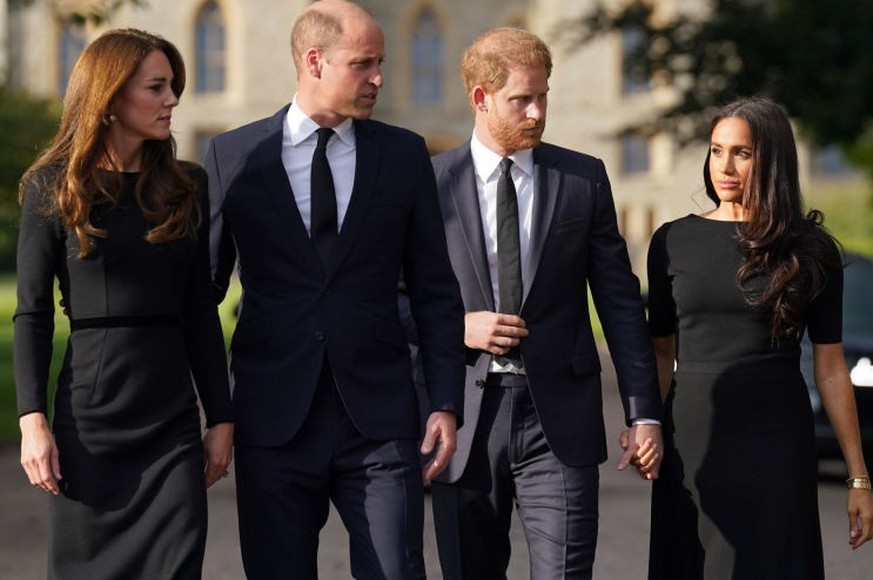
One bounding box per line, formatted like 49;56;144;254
552;216;588;236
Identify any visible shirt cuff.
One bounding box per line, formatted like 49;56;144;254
631;418;661;426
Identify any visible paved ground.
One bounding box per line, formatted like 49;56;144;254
2;352;871;578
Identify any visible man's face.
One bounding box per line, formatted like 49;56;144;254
317;18;385;120
482;64;548;154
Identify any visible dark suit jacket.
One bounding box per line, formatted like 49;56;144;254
205;105;465;447
432;141;662;482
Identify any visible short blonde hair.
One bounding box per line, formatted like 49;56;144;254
460;27;552;95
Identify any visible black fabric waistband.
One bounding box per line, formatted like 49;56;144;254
69;316;181;331
485;373;529;388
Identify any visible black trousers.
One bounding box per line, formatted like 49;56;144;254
235;362;425;579
432;378;599;580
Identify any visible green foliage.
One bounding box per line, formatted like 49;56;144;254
557;0;873;152
0;87;60;270
807;182;873;259
0;87;59;214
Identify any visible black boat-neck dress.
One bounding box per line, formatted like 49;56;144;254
646;214;840;579
14;167;232;579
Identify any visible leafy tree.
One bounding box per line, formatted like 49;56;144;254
9;0;148;24
0;87;59;212
0;87;59;269
557;0;873;176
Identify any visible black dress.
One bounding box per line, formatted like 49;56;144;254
646;215;841;580
14;166;233;579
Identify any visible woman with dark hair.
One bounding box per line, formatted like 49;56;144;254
644;97;872;578
15;28;233;578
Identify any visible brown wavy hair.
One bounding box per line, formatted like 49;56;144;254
20;28;198;258
703;97;842;342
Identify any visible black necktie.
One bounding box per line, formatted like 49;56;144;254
496;157;522;363
311;127;337;267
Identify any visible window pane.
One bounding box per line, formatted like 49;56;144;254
411;9;442;104
621;134;650;175
59;23;86;96
196;1;226;93
621;28;649;96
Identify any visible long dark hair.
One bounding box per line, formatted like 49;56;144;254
20;28;198;258
703;97;841;341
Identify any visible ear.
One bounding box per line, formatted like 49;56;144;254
304;47;322;79
472;86;488;112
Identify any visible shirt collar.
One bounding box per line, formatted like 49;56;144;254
287;96;355;147
470;133;534;183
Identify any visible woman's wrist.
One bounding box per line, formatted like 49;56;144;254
846;475;871;490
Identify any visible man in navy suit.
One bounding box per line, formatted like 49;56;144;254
429;28;663;579
204;1;464;577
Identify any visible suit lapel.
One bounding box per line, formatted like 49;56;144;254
257;107;323;275
329;119;379;277
449;150;495;311
524;146;561;304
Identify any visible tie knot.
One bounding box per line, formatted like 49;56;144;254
315;127;334;149
499;157;514;176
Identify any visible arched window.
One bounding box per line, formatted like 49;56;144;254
59;21;86;96
411;8;442;104
195;0;226;93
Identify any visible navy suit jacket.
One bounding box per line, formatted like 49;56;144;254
205;105;465;447
432;141;662;482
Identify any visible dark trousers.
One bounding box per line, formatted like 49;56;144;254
432;379;599;580
235;362;425;579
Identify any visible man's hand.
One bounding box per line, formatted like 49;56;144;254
420;411;457;483
464;311;528;354
617;423;663;480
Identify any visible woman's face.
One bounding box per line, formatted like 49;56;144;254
109;49;179;146
708;117;754;205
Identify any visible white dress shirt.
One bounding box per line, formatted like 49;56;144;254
282;97;356;234
470;134;535;374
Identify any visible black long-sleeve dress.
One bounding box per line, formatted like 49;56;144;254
14;165;233;579
646;215;840;579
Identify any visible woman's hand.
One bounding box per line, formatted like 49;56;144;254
848;487;873;549
203;422;234;488
19;413;61;495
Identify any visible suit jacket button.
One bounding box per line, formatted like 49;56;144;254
475;379;484;388
315;331;325;341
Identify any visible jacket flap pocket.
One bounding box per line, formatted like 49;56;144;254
571;352;602;376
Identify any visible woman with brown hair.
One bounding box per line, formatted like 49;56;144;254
15;28;233;578
644;97;872;578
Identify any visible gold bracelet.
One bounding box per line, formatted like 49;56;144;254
846;477;872;490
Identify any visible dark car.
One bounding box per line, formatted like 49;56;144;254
801;252;873;466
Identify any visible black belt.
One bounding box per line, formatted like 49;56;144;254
69;316;181;331
484;372;529;388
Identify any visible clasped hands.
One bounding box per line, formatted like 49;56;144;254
618;424;663;481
